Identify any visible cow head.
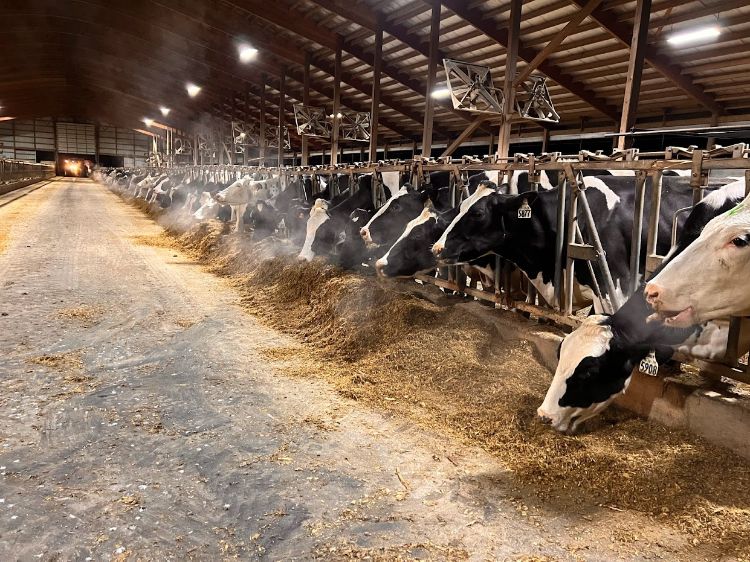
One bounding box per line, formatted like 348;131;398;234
433;182;533;264
360;184;427;246
537;315;665;433
645;196;750;326
193;192;219;220
298;199;332;261
376;206;452;278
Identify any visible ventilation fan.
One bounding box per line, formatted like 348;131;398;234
515;75;560;123
340;111;371;142
265;126;290;150
443;58;504;114
294;104;332;138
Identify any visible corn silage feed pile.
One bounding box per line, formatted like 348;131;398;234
133;199;750;556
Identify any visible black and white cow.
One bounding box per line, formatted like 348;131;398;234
537;180;747;433
297;174;386;265
375;204;459;278
432;175;732;312
645;191;750;326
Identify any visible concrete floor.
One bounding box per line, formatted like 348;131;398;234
0;179;716;560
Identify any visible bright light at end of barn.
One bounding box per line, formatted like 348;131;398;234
159;106;170;116
186;83;202;97
142;117;154;127
238;43;258;63
431;87;451;99
667;25;721;46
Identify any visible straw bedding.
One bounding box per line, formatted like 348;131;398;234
126;197;750;557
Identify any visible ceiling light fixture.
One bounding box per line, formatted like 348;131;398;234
238;43;259;63
667;25;721;46
186;83;202;97
143;117;154;127
431;87;451;99
159;106;171;116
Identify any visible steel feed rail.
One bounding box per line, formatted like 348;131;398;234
119;143;750;384
0;159;55;184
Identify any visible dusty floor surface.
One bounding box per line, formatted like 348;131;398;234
0;179;745;561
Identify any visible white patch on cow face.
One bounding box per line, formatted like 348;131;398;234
537;315;616;433
361;187;410;243
377;207;437;271
647;192;750;324
676;320;728;360
433;183;495;256
298;199;330;261
583;176;620;211
193;195;218;220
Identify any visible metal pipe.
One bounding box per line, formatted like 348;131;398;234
628;171;648;295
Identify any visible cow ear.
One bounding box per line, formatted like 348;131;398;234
496;182;511;194
518;191;540;207
403;182;416;192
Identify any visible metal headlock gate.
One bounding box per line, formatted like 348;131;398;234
126;143;750;385
0;158;55;186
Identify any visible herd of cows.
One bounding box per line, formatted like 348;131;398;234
95;165;750;434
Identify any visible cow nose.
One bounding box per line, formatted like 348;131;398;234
360;227;370;241
432;242;444;257
644;283;660;305
375;258;387;277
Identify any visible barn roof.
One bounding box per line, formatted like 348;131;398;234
1;0;747;149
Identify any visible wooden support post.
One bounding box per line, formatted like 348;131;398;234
541;127;551;152
244;91;251;165
302;52;311;166
331;35;343;166
497;0;522;161
278;69;286;167
617;0;651;150
706;112;719;150
368;16;383;164
421;1;441;158
94;123;101;166
259;73;266;167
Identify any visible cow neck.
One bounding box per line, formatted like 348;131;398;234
500;189;559;284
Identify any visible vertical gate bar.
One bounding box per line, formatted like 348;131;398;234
690;149;705;205
629;171;648;295
645;170;662;262
578;190;623;311
553;176;567;310
564;188;578;316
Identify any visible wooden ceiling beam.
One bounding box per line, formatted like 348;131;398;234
569;0;724;114
439;0;620;121
235;0;478;133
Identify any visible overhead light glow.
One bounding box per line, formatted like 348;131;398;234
159;106;171;116
143;117;154;127
186;83;202;97
667;25;721;46
431;87;451;99
238;43;259;63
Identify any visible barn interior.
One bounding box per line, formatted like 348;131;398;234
2;1;750;560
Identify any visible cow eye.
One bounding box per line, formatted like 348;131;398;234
731;236;749;248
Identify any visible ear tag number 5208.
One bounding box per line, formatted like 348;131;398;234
639;350;659;377
518;199;532;219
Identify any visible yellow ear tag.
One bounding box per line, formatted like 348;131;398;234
518;199;532;219
639;350;659;377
